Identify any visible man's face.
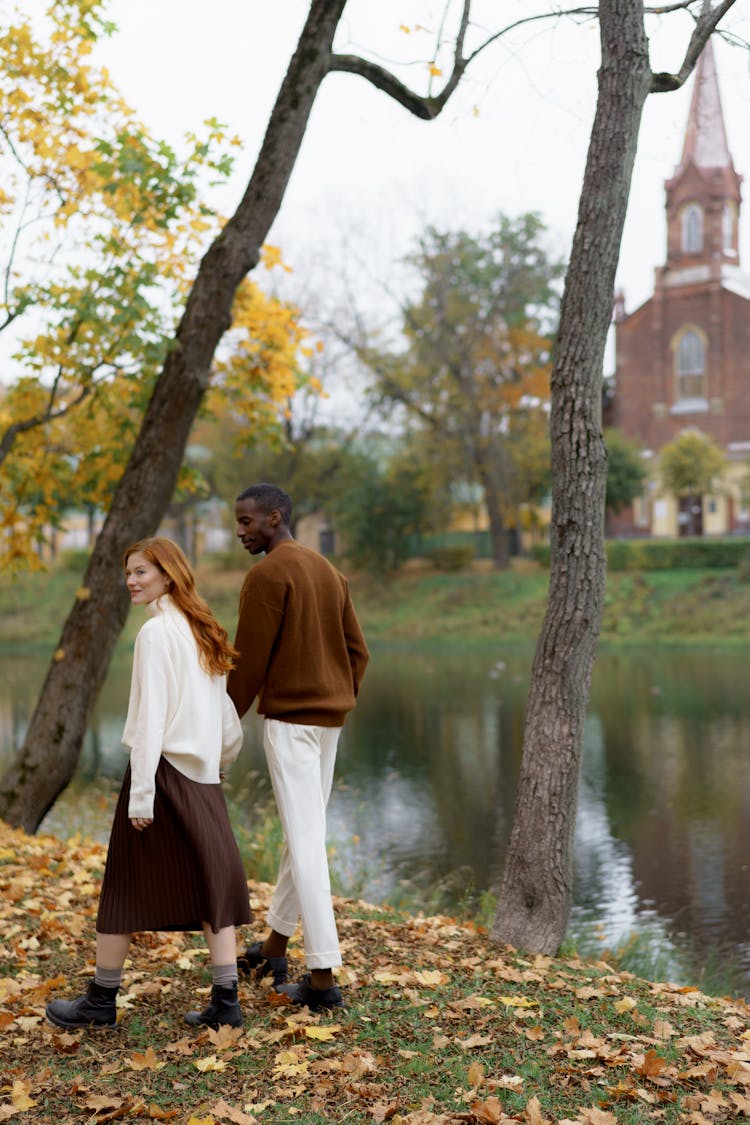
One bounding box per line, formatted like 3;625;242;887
235;498;278;555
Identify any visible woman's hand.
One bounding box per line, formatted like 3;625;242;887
130;816;153;831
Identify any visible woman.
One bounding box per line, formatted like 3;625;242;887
46;537;251;1031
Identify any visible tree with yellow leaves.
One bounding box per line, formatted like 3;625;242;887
0;2;305;570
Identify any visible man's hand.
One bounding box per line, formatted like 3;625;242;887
130;817;153;831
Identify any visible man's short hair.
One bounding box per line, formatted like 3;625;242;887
237;483;292;526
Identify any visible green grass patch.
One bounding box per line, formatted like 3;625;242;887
3;558;750;655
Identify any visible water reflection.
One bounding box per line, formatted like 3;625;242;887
2;641;750;987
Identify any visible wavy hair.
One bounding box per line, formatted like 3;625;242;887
123;537;238;676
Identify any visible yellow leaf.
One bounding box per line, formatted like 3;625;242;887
194;1055;226;1072
11;1080;37;1110
305;1024;341;1040
428;64;442;76
209;1101;257;1125
206;1024;243;1050
457;1034;494;1050
413;969;449;987
187;1118;216;1125
524;1095;551;1125
498;994;535;1008
470;1096;504;1124
468;1061;485;1088
614;996;637;1013
128;1046;165;1071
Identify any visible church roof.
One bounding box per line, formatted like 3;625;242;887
676;38;733;174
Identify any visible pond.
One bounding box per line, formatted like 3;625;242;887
3;641;750;991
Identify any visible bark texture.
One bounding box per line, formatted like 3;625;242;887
491;0;653;953
490;0;737;954
0;0;348;831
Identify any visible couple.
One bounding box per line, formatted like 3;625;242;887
45;482;369;1031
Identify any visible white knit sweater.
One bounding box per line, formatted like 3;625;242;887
122;595;243;819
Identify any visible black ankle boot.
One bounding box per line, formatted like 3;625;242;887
185;982;243;1029
237;940;288;987
46;980;118;1029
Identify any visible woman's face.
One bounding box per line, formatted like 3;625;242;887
124;551;169;605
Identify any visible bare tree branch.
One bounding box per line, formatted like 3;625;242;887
651;0;738;91
0;383;93;466
329;5;608;116
330;0;471;119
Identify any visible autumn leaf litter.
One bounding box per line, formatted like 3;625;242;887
1;824;750;1124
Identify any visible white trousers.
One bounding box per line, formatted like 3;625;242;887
263;718;342;969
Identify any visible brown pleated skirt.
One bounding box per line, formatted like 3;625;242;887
96;756;252;934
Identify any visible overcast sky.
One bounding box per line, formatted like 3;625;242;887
95;0;750;326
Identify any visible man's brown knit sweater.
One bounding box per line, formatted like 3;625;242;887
227;540;369;726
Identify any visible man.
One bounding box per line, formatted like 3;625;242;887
227;483;369;1010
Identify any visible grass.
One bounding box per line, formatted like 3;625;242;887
3;559;750;651
2;822;750;1125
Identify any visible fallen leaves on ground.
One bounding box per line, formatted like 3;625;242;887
1;822;750;1124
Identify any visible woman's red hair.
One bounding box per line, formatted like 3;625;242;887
123;537;238;676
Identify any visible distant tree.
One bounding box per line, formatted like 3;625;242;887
658;430;726;537
659;430;725;500
331;446;440;576
604;427;647;518
197;356;357;539
364;214;562;569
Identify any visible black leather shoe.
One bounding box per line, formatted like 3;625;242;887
185;982;243;1029
278;973;344;1010
46;980;118;1029
237;941;288;987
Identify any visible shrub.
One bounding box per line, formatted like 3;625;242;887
428;545;475;571
55;549;91;573
737;550;750;583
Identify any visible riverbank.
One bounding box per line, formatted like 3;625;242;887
2;820;750;1125
2;561;750;648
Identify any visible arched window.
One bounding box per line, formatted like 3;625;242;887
676;330;705;400
682;204;703;254
722;202;736;253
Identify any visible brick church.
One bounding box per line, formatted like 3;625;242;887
611;40;750;538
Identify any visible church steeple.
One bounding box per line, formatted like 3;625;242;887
664;38;742;270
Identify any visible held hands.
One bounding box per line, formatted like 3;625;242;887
130;817;153;831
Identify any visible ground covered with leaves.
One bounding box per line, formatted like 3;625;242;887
2;824;750;1125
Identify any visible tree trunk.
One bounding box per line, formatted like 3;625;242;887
491;0;652;952
481;469;509;570
0;0;348;832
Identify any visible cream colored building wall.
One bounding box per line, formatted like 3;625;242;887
703;493;727;536
642;459;748;537
295;512;331;553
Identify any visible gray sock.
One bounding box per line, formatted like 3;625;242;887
94;965;122;989
212;962;238;988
